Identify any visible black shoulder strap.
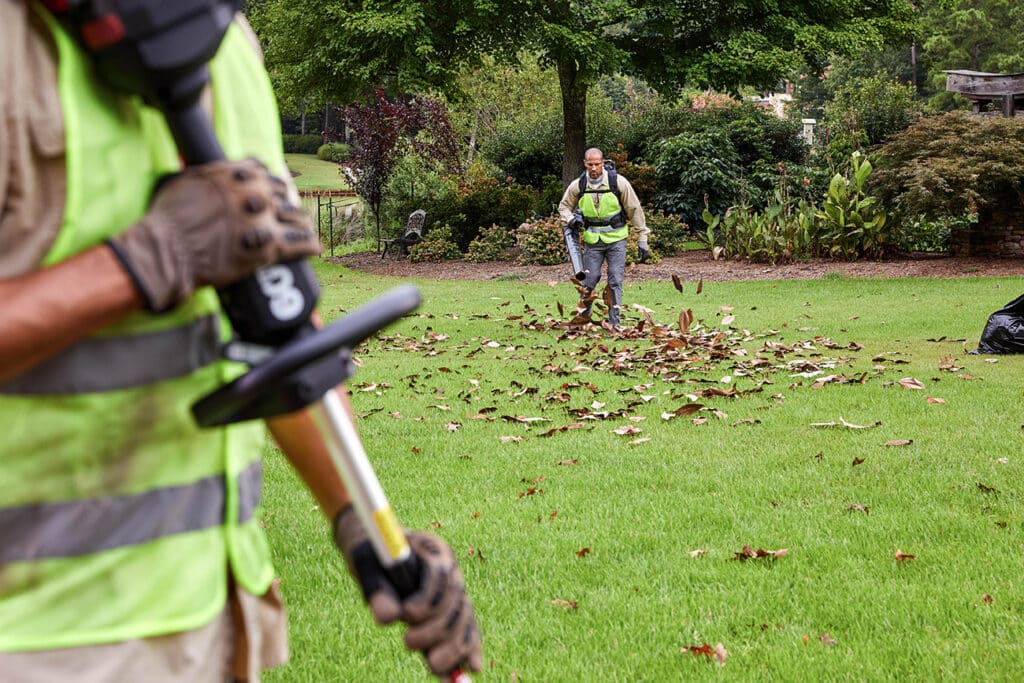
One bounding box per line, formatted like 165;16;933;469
607;166;621;206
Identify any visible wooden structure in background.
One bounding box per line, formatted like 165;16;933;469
944;70;1024;117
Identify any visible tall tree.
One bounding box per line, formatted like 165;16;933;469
917;0;1024;106
251;1;916;185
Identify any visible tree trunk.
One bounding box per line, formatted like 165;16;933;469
558;59;587;187
466;111;479;169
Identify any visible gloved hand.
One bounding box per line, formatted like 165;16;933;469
638;239;650;264
568;209;584;233
108;158;319;313
334;505;483;677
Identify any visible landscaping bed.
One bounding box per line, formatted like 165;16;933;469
337;249;1021;283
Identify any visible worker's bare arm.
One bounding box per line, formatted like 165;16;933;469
0;245;143;382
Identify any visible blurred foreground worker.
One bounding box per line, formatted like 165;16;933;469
0;2;480;681
558;147;649;329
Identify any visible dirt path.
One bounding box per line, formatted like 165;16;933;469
335;250;1022;283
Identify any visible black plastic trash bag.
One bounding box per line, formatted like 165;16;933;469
975;292;1024;354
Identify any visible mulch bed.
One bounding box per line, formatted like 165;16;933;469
334;250;1021;284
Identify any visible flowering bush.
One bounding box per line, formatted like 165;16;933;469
645;210;691;256
516;215;567;266
409;225;461;262
466;224;515;262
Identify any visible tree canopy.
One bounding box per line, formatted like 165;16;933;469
251;0;917;184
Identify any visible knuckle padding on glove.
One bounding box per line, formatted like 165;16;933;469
109;158;318;312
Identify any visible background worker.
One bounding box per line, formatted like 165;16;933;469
558;147;649;329
0;2;480;681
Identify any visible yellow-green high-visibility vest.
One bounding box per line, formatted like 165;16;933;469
0;7;286;651
579;173;628;245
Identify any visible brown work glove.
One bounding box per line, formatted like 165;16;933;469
108;158;319;312
333;506;483;678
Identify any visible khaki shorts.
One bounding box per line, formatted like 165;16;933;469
0;581;288;683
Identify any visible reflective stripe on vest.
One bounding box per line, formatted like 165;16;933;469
0;461;261;565
0;314;221;395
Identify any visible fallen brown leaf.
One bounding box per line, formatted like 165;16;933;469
576;547;591;559
982;594;994;605
678;308;694;333
680;642;726;666
927;397;946;404
558;458;578;466
733;545;788;560
662;403;704;420
551;598;578;610
894;549;916;562
884;439;913;447
846;503;870;514
672;274;683;293
898;377;925;390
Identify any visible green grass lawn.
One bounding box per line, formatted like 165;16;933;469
285;153;348;192
263;262;1024;682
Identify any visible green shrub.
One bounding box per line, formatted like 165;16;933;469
619;96;693;161
408;225;461;262
282;134;323;154
479;104;563;188
466;224;515;262
654;129;741;228
380;155;457;234
645;210;691;256
535;175;566;217
317;142;350;162
446;177;538;252
481;92;621;187
871;112;1024;228
896;216;960;253
516;215;567;266
825;75;921;147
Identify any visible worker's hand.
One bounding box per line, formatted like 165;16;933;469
568;209;584;233
638;239;650;264
108;158;319;312
334;506;483;677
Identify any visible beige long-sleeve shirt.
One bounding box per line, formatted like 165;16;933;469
557;169;649;241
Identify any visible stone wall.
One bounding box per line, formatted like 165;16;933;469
950;205;1024;257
